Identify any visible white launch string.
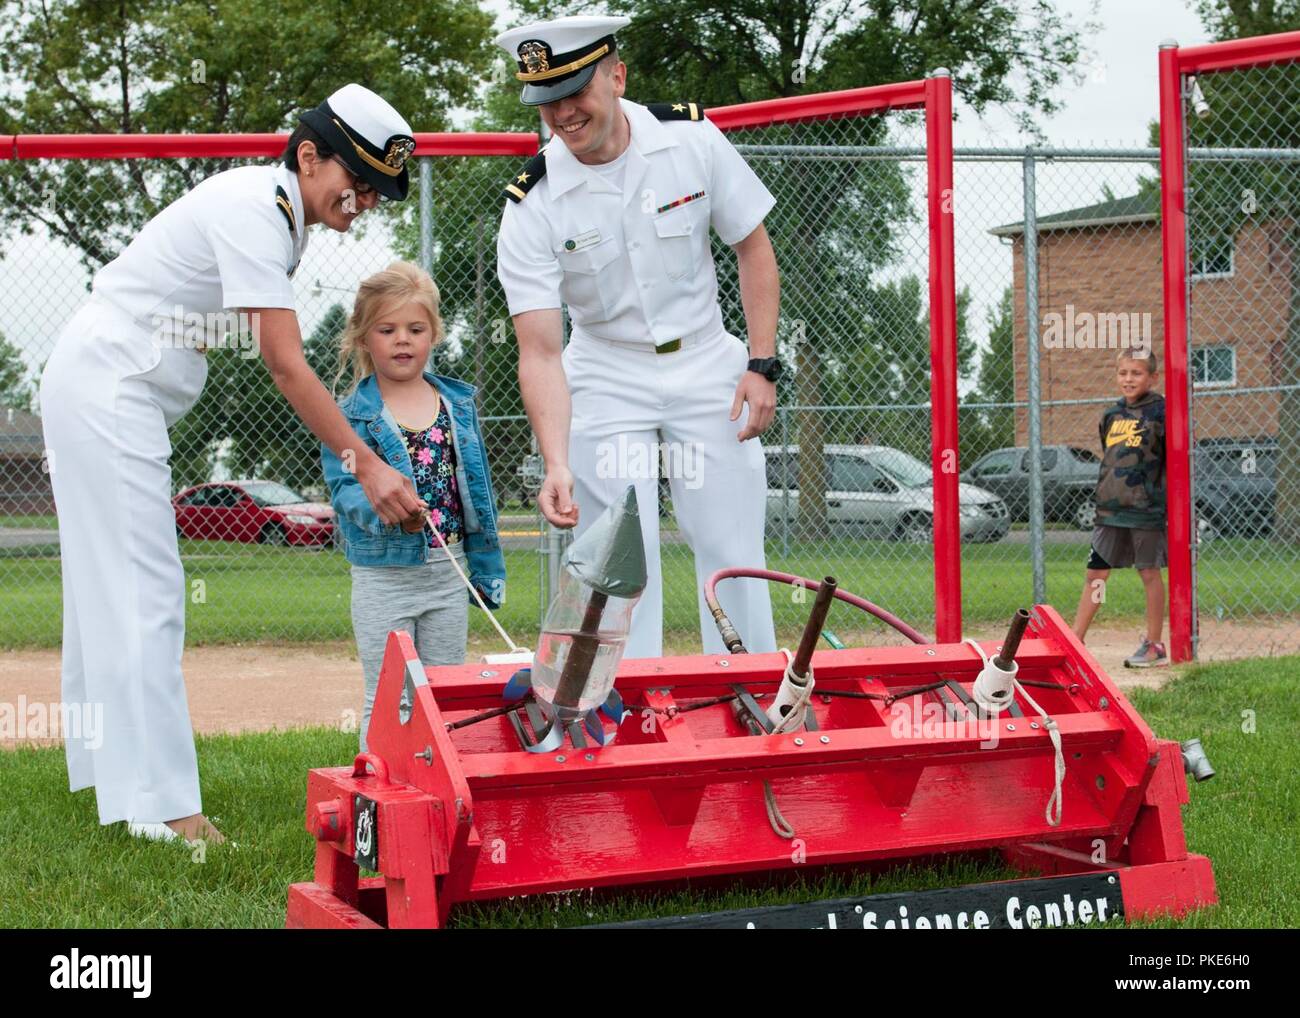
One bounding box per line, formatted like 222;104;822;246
966;638;1065;828
423;512;526;655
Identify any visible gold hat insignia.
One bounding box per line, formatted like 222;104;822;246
519;41;550;74
384;137;415;170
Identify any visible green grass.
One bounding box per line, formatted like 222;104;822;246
4;534;1296;649
1122;663;1300;928
0;655;1294;928
0;514;57;529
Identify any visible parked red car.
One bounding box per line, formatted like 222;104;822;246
173;480;335;547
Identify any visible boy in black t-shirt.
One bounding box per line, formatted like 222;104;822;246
1071;350;1168;667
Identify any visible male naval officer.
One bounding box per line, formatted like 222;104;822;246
495;15;782;658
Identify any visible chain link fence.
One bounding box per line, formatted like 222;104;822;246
0;94;960;655
955;148;1164;648
2;90;1298;660
704;109;947;648
1180;59;1300;659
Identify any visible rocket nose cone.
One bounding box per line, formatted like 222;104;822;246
563;483;648;598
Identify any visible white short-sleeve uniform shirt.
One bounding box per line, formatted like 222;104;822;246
497;98;774;347
93;163;309;332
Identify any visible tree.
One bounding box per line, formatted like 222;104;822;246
513;0;1085;125
818;274;974;457
0;0;496;271
170;303;349;492
0;332;33;412
0;1;496;491
962;286;1016;464
1161;2;1300;542
394;2;1085;530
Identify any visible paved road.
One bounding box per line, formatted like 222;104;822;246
1;521;1090;553
0;528;58;550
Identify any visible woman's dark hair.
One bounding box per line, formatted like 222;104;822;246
283;122;335;171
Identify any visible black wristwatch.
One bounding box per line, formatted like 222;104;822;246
747;357;782;383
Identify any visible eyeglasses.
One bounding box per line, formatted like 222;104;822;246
330;155;382;200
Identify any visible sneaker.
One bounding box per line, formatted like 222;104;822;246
1124;637;1168;668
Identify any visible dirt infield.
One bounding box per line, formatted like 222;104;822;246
7;618;1293;747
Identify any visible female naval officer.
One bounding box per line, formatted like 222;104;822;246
38;83;428;844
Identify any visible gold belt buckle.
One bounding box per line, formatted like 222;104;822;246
656;338;681;355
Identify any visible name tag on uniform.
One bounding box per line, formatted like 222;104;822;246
563;229;601;253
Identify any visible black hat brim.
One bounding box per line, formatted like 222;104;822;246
299;107;410;200
519;64;599;107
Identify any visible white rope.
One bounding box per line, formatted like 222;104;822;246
1014;682;1065;828
965;638;1065;827
767;648;815;734
763;780;796;839
423;512;526;655
757;649;812;837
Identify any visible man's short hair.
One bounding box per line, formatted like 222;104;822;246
1118;349;1158;373
598;43;619;73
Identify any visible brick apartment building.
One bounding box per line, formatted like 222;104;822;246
991;192;1282;449
0;406;52;514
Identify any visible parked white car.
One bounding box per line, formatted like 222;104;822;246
765;444;1010;543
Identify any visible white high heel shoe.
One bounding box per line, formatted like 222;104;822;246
127;821;184;843
127;817;236;849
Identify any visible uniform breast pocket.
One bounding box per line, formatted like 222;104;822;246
654;199;709;281
557;237;621;322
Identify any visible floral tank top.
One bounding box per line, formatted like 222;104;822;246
397;399;464;548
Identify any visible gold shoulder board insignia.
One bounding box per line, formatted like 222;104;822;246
647;102;704;122
275;185;296;234
504;152;548;204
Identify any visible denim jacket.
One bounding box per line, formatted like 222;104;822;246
321;372;506;609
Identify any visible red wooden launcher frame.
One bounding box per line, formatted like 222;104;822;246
3;75;1212;929
274;79;1211;929
286;604;1214;929
1158;30;1300;661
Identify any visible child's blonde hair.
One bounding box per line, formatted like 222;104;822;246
335;261;445;394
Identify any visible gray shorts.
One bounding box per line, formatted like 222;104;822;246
350;545;469;751
1088;525;1167;571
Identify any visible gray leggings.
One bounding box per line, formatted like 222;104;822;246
351;548;468;752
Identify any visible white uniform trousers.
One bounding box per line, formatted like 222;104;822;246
563;328;776;659
39;297;209;825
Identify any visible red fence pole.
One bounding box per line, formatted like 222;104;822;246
1158;42;1195;663
707;82;928;129
1177;29;1300;73
3;132;540;160
925;70;962;643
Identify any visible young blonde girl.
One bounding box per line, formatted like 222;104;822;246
322;262;506;750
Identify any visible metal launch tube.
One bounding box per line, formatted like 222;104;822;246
791;576;838;679
994;608;1031;671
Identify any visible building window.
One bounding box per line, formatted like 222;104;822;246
1190;234;1234;279
1191;345;1236;388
